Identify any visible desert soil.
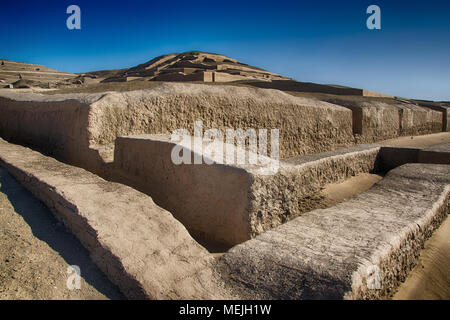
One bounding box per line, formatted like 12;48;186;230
393;215;450;300
380;132;450;148
0;168;123;300
322;173;383;204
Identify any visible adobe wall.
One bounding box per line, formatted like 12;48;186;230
152;71;208;82
249;145;382;237
415;103;449;132
1;136;448;300
0;138;229;300
375;144;450;171
216;163;450;299
358;102;400;139
111;135;255;246
320;97;443;142
398;104;442;135
0;92;105;173
109;134;449;248
0;83;355;177
0;83;445;180
111;135;382;247
442;106;449;132
417;143;450;165
212;72;249;82
0;85;448;300
247;80;365;95
362;89;393;98
88;83;355;159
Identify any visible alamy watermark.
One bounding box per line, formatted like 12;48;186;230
65;5;379;31
66;5;81;30
366;5;381;30
366;265;381;290
170;121;280;175
66;265;81;290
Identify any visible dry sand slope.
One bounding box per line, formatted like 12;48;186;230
322;173;383;205
393;216;450;300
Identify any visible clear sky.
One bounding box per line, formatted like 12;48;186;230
1;0;449;101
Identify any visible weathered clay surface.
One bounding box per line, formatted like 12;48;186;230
0;84;445;181
0;84;448;300
0;138;230;300
414;103;449;132
248;144;382;237
319;97;443;141
112;134;256;247
1;137;449;300
216;163;450;299
0;91;107;174
379;144;450;170
418;142;450;165
88;83;355;158
111;135;381;246
422;142;450;153
0;83;354;164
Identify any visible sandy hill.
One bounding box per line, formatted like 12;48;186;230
1;52;395;99
96;51;290;83
78;51;392;98
0;59;76;88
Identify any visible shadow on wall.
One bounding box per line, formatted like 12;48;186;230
0;168;124;300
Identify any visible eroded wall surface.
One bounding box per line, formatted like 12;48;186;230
319;97;443;142
111;135;382;247
88;83;355;158
0;84;446;246
216;163;450;299
0;83;445;173
0;138;230;300
0;92;106;173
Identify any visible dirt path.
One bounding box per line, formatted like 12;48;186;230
0;168;123;300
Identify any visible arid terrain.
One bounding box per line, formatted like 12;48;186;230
0;168;123;299
0;51;449;300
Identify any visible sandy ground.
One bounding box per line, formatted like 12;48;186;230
322;173;383;204
380;132;450;147
0;168;123;300
393;216;450;300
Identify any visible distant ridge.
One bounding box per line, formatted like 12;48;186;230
1;52;394;98
95;51;290;83
0;59;75;88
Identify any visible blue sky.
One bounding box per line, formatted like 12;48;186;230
0;0;449;100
